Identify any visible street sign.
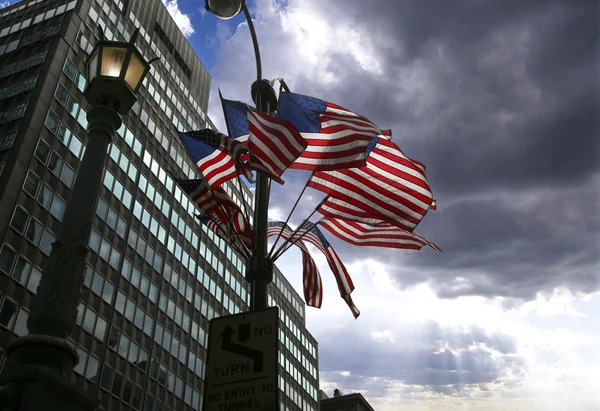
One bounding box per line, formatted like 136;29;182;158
203;307;279;411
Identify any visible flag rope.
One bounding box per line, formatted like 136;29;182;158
166;167;251;259
272;194;329;261
267;178;310;259
194;213;248;258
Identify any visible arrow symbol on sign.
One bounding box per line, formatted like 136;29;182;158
219;325;264;372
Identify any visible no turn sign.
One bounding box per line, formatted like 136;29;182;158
203;307;279;411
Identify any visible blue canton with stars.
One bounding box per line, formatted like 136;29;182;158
277;92;327;133
179;129;222;163
175;178;204;195
222;98;254;139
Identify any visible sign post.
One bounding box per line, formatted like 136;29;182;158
203;307;279;411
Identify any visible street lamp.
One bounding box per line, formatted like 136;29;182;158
205;0;244;20
205;0;277;310
0;31;152;411
84;36;151;114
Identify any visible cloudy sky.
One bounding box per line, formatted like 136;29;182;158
0;0;595;408
4;0;597;407
157;0;600;410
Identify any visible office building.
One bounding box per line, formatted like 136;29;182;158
320;389;376;411
0;0;319;410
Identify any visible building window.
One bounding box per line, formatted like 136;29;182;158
63;58;77;81
25;218;43;246
59;163;74;187
37;183;53;208
48;152;63;176
100;364;114;391
11;256;31;286
10;206;29;234
54;83;69;106
27;266;41;294
0;245;16;275
111;372;123;397
34;139;51;164
85;355;99;381
50;195;66;221
0;298;17;329
44;111;60;134
0;130;17;152
13;308;28;336
23;170;40;197
39;230;55;255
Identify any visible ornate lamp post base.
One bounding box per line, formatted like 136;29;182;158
0;338;96;411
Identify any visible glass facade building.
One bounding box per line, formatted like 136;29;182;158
0;0;319;410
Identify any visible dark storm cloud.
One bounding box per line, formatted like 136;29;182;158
281;0;600;300
317;321;523;388
290;0;599;194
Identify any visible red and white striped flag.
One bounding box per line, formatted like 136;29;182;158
177;178;253;249
247;111;307;183
176;178;222;214
342;294;360;319
179;129;250;189
283;221;359;318
318;197;383;225
318;217;441;251
308;137;434;232
277;92;389;171
201;211;253;250
268;222;323;308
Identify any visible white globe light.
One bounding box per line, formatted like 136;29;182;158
206;0;243;20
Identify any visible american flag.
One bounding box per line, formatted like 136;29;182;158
318;197;382;225
199;211;253;251
277;91;389;171
284;221;359;318
267;222;322;308
393;154;438;211
309;137;434;232
176;178;233;215
177;178;253;249
220;94;302;183
179;129;247;189
248;110;307;182
318;217;441;251
196;214;222;234
220;92;252;145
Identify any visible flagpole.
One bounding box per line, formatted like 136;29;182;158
272;195;329;261
238;2;279;311
267;178;310;258
206;1;278;311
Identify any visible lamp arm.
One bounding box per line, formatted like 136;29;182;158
242;3;262;81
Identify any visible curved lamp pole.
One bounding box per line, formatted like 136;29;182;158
0;31;153;411
206;0;277;310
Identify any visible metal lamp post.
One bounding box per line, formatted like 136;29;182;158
205;0;277;311
0;33;151;411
